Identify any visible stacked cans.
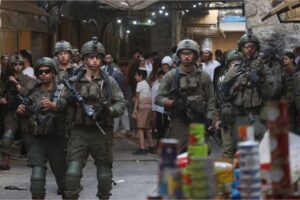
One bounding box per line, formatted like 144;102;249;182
183;123;215;199
158;139;182;199
189;157;216;199
238;141;262;199
187;123;208;157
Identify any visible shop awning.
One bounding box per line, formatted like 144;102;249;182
261;0;300;23
0;1;49;17
101;0;159;10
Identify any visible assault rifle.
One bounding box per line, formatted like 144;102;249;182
222;58;261;95
17;94;49;125
62;79;106;135
169;88;222;145
169;88;208;122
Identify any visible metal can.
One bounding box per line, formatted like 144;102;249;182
189;123;205;145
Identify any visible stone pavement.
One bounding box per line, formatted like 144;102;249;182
0;137;159;200
0;136;221;200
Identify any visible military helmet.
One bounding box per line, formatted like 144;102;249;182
259;44;274;58
225;50;243;66
9;54;24;66
238;34;260;51
176;39;200;58
53;40;72;55
81;37;105;58
34;57;58;75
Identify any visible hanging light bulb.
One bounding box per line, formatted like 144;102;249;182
117;19;122;24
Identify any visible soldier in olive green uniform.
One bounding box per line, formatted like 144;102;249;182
54;40;78;81
217;50;243;158
282;52;298;132
294;66;300;135
0;55;37;170
221;34;272;158
259;44;283;99
63;37;125;200
16;57;68;199
155;39;218;152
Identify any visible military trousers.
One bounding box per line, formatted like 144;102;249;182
168;117;190;152
0;110;18;154
24;134;67;195
221;114;266;158
65;125;113;199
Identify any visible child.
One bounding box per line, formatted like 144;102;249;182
132;68;155;155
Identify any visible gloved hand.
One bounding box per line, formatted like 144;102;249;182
250;59;263;73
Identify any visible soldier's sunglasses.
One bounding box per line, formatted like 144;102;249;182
38;69;52;75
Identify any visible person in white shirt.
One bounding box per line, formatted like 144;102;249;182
132;68;155;155
19;49;35;79
201;48;220;81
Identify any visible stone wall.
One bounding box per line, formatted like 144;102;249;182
245;0;300;54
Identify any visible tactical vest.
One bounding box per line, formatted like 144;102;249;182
229;62;263;109
73;71;112;127
21;83;66;136
171;67;209;118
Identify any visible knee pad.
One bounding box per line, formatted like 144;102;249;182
2;130;14;149
65;161;83;193
30;166;46;197
96;165;112;195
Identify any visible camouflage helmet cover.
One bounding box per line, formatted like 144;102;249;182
9;54;24;66
259;44;275;58
81;37;105;58
53;40;72;55
34;57;58;75
225;50;243;66
238;34;260;51
176;39;200;58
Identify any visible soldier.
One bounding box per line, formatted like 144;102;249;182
0;54;37;170
63;37;125;200
218;50;243;158
282;51;297;132
155;39;219;152
259;44;283;99
16;57;68;199
53;40;77;80
222;33;272;158
294;63;300;135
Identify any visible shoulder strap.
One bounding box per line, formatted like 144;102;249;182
100;70;112;103
171;67;180;91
